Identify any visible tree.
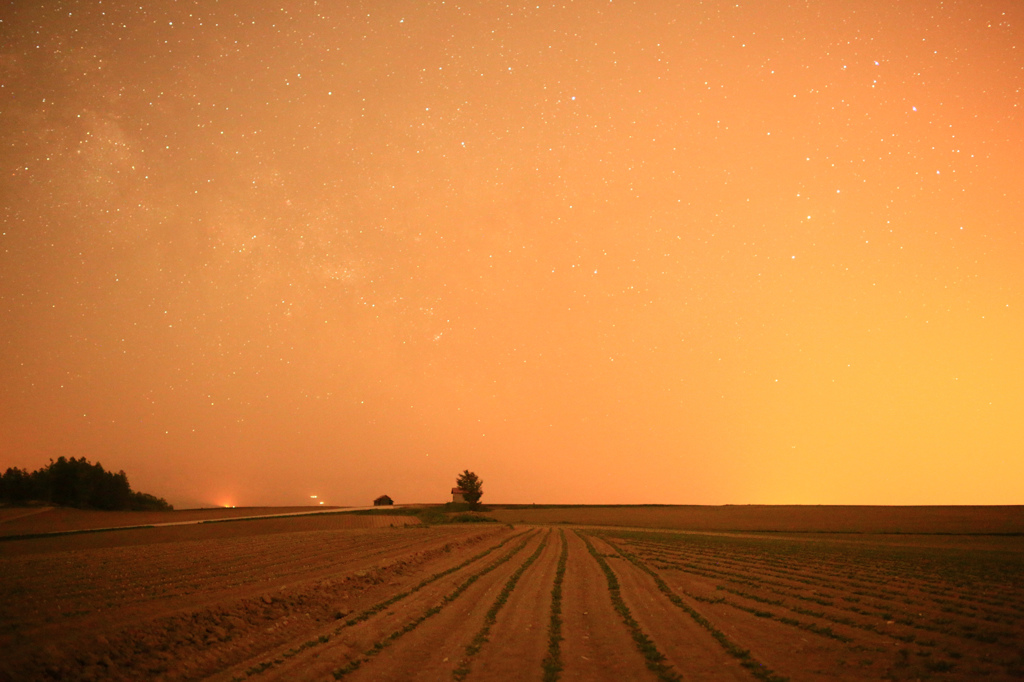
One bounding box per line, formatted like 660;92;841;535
455;470;483;506
0;458;172;511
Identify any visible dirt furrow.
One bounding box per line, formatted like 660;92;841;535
257;530;544;681
584;534;752;682
557;530;659;682
212;529;534;682
606;537;939;681
0;527;515;682
3;527;484;637
2;526;434;616
461;529;561;681
2;529;420;615
627;537;1024;627
627;538;1017;672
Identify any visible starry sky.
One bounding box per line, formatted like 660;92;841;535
1;0;1022;507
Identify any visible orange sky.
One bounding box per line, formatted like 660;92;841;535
1;1;1022;506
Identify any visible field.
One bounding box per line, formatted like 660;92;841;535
485;504;1024;534
1;507;1023;681
0;506;350;538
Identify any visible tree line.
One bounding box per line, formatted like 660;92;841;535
0;457;173;511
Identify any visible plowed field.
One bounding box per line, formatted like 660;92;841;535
2;515;1022;681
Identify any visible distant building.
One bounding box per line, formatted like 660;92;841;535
451;488;469;503
373;495;393;506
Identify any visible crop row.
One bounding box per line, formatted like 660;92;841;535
620;532;1024;611
627;540;1019;646
331;530;542;679
1;526;493;632
234;528;533;680
452;530;551;680
581;532;789;682
0;527;518;682
542;529;568;682
623;536;1023;627
6;527;429;603
242;528;569;682
603;531;1022;679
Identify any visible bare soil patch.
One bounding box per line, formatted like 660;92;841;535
0;505;347;537
0;511;419;556
601;528;1024;681
488;505;1024;534
584;534;750;681
338;531;550;682
559;530;658;681
0;506;53;524
464;528;563;681
0;521;508;681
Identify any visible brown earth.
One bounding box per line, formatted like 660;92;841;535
464;530;562;681
0;506;54;524
558;530;657;681
0;505;350;537
597;529;1024;681
488;505;1024;534
208;528;538;682
584;534;750;681
0;511;420;556
0;520;506;681
342;530;551;682
2;507;1022;681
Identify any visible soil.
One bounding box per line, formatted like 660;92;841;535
206;528;537;682
558;530;658;681
342;530;551;682
464;530;563;681
0;522;513;682
601;529;1024;681
0;506;350;537
2;508;1021;681
487;505;1024;534
585;534;750;681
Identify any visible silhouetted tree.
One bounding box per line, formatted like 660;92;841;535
455;470;483;506
129;491;172;511
0;467;36;504
0;458;171;510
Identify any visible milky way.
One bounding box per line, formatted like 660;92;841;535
1;1;1022;506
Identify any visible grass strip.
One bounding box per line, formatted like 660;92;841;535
331;531;538;679
577;532;681;682
598;534;789;682
235;529;530;680
542;529;569;682
452;531;550;680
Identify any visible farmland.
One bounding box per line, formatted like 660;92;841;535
1;508;1023;680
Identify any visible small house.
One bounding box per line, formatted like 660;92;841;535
373;495;393;506
451;488;469;503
